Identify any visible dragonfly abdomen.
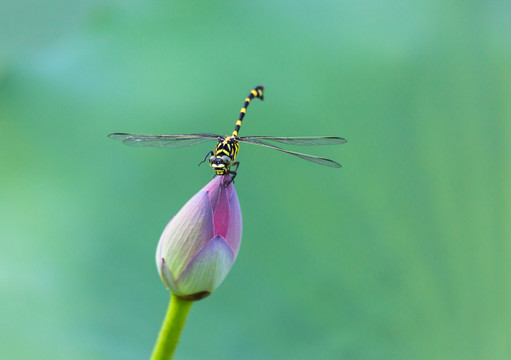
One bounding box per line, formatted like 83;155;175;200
232;85;264;137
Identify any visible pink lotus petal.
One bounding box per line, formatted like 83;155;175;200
225;187;242;256
175;236;235;296
157;258;180;294
213;182;230;238
158;190;214;278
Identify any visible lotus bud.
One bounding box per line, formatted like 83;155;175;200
156;176;242;301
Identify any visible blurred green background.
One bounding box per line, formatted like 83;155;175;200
1;1;510;359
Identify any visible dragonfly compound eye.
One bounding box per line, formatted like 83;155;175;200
221;156;232;165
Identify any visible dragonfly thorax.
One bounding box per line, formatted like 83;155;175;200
209;136;240;175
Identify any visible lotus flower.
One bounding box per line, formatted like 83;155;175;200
156;176;242;301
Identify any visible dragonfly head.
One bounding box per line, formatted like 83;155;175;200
209;155;233;175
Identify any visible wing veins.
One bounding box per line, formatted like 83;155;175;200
108;133;220;148
239;136;347;146
237;138;342;168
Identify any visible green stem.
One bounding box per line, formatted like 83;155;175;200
151;294;194;360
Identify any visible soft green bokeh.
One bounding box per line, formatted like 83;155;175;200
1;1;510;359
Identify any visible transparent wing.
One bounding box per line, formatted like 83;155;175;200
237;138;342;168
108;133;220;148
239;136;347;146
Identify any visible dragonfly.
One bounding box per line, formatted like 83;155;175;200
108;85;347;181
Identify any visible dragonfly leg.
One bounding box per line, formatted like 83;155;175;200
198;151;214;166
225;162;240;186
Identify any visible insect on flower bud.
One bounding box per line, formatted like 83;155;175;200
156;176;242;301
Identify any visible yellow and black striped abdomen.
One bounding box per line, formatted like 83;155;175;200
232;85;264;137
209;85;263;176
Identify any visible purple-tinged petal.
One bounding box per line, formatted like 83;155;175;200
175;236;235;296
202;176;226;211
224;187;242;256
157;257;180;294
208;176;241;254
213;183;230;238
158;190;214;278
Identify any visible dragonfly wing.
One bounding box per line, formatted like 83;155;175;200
237;138;342;168
239;136;347;146
108;133;220;148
